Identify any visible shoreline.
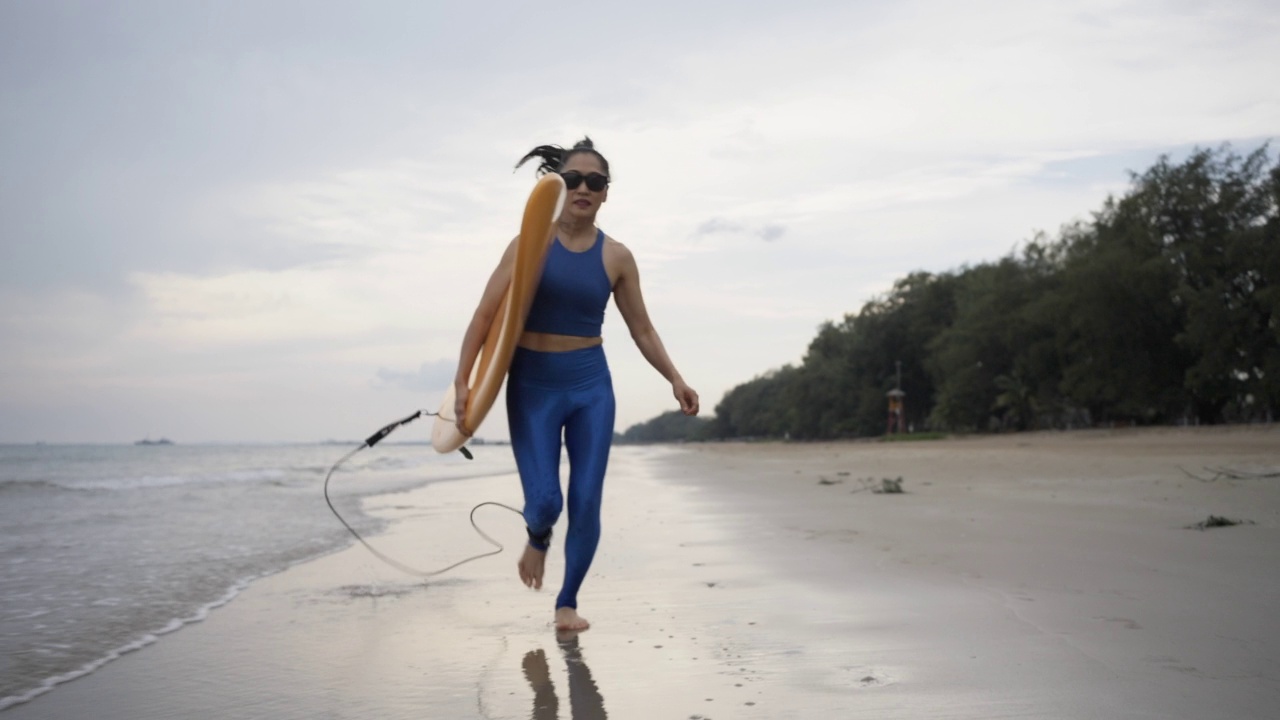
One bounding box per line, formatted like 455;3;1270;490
0;457;516;714
4;428;1278;718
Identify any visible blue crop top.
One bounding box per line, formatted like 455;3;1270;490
523;229;612;337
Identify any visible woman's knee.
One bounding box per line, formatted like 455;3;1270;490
566;492;602;530
523;492;563;530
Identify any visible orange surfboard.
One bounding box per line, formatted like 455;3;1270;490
432;174;566;453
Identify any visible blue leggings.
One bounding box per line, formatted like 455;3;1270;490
506;345;615;609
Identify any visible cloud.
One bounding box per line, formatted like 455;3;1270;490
695;218;744;235
759;224;786;242
3;0;1278;441
694;218;787;242
374;360;456;394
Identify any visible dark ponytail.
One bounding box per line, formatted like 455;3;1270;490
515;136;611;178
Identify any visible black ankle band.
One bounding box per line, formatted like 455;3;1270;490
527;527;552;551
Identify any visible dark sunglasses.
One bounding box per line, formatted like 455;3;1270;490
560;171;609;192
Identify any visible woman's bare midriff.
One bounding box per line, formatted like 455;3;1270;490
518;331;603;353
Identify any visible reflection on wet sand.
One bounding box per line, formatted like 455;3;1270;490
522;633;608;719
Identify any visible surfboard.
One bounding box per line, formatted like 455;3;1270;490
431;173;566;453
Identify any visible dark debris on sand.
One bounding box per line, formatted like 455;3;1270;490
1185;515;1256;530
874;477;905;494
337;584;416;599
844;477;908;494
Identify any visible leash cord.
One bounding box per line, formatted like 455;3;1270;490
323;410;523;579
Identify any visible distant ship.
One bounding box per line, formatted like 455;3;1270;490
134;438;174;446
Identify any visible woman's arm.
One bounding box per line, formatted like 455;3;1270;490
453;237;518;432
611;243;699;415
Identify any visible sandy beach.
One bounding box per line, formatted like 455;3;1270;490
5;426;1278;719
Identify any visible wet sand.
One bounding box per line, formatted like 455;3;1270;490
5;427;1279;719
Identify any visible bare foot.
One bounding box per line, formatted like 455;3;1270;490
518;545;546;590
555;628;582;644
555;607;590;632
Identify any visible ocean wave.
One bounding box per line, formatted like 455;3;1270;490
0;563;295;711
0;445;518;711
289;464;331;475
0;478;63;493
50;468;289;492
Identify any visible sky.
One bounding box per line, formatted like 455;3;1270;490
1;0;1277;444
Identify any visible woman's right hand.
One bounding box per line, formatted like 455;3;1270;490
454;381;471;436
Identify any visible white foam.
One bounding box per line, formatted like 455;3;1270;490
0;444;513;711
8;608;50;620
0;573;258;711
56;468;287;491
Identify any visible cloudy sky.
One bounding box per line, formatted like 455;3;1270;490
1;0;1276;444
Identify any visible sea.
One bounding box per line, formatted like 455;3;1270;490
0;441;517;710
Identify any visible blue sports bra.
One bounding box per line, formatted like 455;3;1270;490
523;229;612;337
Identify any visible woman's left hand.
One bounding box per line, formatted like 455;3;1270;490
673;380;699;416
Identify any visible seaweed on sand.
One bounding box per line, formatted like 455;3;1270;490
1186;515;1255;530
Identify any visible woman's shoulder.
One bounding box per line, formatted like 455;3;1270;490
602;234;633;258
602;234;637;265
600;234;637;285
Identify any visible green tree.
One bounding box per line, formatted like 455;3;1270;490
708;366;800;438
1073;144;1279;422
618;410;711;443
685;142;1279;437
927;253;1058;431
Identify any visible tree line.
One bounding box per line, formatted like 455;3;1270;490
620;144;1278;443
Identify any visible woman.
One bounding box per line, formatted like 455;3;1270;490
453;137;698;632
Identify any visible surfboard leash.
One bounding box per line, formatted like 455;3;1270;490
323;410;523;579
